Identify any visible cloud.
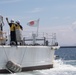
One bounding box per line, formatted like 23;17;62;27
0;0;22;4
72;21;76;25
51;17;59;20
38;25;76;45
64;16;71;20
51;16;71;20
28;8;44;13
71;21;76;31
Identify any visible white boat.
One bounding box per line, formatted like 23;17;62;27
0;16;60;74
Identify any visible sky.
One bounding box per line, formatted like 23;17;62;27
0;0;76;46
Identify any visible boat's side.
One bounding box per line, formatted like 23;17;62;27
0;46;55;73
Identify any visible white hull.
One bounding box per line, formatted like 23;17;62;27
0;45;58;73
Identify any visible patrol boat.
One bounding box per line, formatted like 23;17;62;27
0;29;60;74
0;15;60;73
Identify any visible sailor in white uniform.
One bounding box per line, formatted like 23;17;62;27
15;21;23;45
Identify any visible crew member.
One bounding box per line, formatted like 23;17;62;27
6;18;17;45
15;21;23;45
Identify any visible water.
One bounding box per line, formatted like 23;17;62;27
2;47;76;75
55;47;76;60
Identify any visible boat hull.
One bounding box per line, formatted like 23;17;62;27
0;64;53;74
0;46;55;73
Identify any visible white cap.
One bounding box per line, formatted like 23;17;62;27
10;19;14;23
15;21;20;24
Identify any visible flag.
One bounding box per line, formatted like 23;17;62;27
27;19;39;27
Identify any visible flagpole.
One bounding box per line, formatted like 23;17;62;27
36;19;39;37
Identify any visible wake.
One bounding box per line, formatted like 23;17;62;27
4;59;76;75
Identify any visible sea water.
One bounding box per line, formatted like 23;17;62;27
1;47;76;75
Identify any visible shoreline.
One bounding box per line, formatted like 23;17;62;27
60;46;76;48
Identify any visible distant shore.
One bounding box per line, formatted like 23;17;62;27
60;46;76;48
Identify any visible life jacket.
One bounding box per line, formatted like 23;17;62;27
10;23;16;31
16;24;21;30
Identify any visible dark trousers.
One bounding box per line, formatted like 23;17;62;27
10;31;17;45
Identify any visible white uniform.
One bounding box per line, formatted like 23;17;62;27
16;29;22;42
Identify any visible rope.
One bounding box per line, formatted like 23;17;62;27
3;45;18;61
2;45;8;61
20;46;27;65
